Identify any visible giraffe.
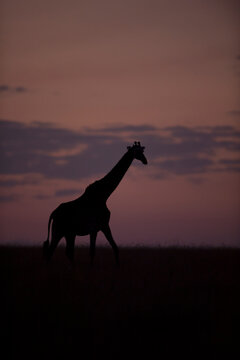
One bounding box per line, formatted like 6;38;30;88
43;141;147;264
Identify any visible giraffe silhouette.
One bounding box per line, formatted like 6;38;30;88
43;141;147;264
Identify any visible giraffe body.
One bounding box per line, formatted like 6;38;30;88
50;196;110;236
43;142;147;264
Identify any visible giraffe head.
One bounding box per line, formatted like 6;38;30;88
127;141;148;164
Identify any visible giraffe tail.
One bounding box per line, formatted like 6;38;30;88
43;212;54;256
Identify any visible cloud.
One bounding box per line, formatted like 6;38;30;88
0;174;42;187
218;158;240;173
0;119;126;181
89;124;157;133
156;157;214;175
0;85;9;92
0;120;240;188
55;188;81;197
34;188;81;200
228;110;240;117
220;159;240;165
0;194;18;202
0;85;27;94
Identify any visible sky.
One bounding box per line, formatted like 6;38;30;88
0;0;240;247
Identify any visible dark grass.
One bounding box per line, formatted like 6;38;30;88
1;246;240;359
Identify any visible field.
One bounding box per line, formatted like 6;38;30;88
1;246;240;359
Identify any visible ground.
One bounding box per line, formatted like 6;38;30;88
1;246;240;359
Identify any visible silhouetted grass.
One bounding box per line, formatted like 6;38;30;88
1;246;239;359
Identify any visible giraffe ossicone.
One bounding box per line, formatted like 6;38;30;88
43;142;148;264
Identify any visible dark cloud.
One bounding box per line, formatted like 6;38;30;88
89;124;157;133
0;119;126;181
228;110;240;117
0;85;9;92
0;176;41;187
0;194;18;202
142;125;240;163
0;120;240;187
55;189;81;197
35;188;81;200
0;179;24;187
156;157;214;175
187;176;205;185
0;85;27;94
218;158;240;172
35;194;51;200
16;86;27;92
220;159;240;165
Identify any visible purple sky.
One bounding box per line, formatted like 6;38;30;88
0;0;240;247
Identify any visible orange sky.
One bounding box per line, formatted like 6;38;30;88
0;0;240;247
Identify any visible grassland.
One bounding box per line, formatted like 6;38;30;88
1;246;239;359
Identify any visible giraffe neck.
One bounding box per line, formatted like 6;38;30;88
98;150;134;200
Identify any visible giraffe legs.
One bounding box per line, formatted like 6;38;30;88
45;229;62;262
90;232;97;265
101;225;119;265
65;234;76;263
